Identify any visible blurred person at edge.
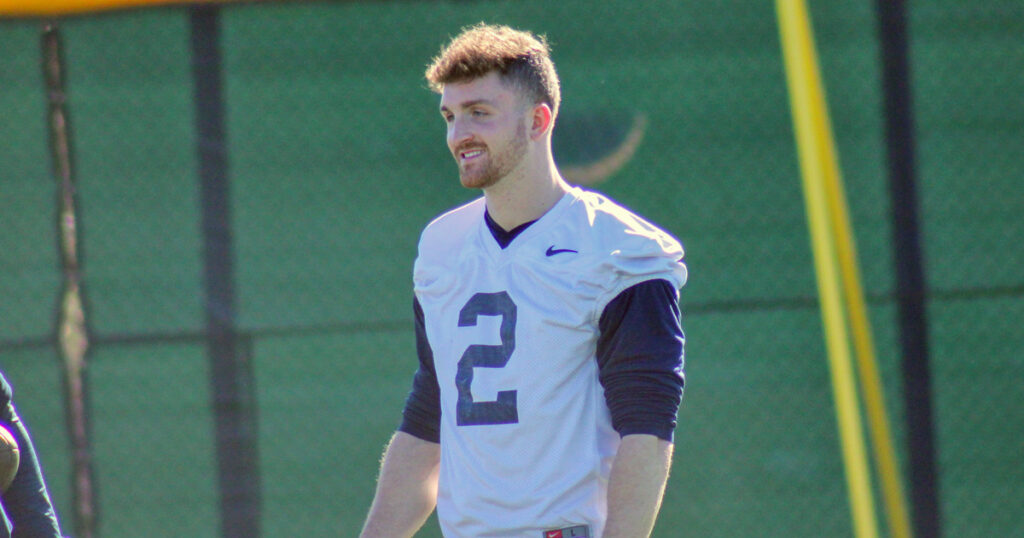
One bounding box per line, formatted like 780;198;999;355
0;371;64;538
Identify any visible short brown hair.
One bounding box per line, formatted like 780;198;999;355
426;23;561;118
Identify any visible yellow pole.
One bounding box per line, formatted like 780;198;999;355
821;83;915;538
775;1;879;537
0;0;243;17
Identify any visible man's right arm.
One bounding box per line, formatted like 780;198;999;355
361;297;442;536
359;431;440;538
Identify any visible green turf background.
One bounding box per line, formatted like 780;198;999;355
1;1;1021;536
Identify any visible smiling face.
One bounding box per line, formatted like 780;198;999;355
440;72;531;190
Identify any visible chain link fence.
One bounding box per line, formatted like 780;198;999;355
1;1;1021;536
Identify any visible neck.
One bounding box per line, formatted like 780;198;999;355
484;150;570;231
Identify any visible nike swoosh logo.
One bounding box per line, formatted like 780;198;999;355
546;246;578;256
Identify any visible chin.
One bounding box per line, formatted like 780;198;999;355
459;169;501;190
460;176;492;190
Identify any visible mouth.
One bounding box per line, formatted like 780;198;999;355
458;147;486;162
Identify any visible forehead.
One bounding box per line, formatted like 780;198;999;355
439;72;519;110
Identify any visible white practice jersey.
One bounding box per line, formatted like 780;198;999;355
413;187;687;538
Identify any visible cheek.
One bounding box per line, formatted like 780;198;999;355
445;128;457;150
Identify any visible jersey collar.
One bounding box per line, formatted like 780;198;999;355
475;188;580;261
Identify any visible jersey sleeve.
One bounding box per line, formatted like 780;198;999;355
596;279;685;442
588;198;687;317
397;297;442;443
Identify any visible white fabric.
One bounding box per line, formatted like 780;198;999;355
413;187;686;538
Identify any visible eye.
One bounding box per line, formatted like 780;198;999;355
471;109;488;118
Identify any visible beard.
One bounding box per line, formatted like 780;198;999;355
457;121;529;190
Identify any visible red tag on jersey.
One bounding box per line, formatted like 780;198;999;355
542;525;589;538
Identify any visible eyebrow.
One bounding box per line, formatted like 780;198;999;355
439;98;497;113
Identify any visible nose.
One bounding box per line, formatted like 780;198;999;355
448;116;472;150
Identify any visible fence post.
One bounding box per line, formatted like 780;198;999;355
875;1;941;536
190;6;262;537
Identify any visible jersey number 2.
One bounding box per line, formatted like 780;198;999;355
456;291;519;426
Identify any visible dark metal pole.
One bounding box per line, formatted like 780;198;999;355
189;6;262;537
42;23;98;538
875;1;941;536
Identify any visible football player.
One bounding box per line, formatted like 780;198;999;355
361;23;687;538
0;372;64;538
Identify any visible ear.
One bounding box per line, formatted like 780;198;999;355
529;103;554;140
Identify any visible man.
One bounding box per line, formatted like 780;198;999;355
361;23;687;538
0;372;64;538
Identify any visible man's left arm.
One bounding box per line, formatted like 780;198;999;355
596;278;686;538
603;434;674;538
